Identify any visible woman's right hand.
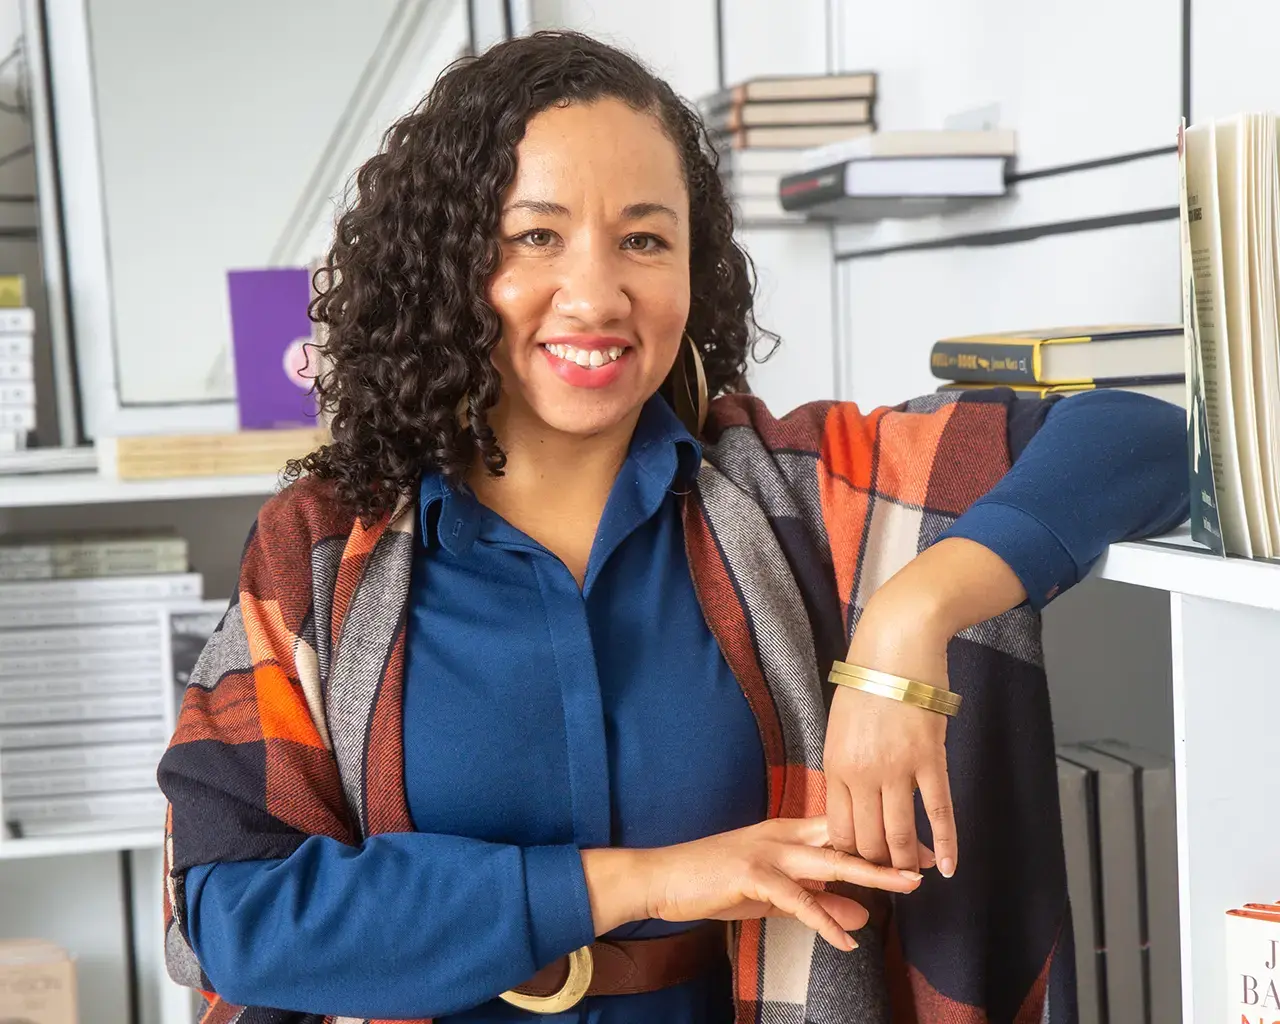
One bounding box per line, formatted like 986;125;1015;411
581;816;924;952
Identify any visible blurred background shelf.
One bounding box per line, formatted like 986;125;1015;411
0;827;162;861
0;468;281;509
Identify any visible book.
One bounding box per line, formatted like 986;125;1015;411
0;939;76;1024
97;425;327;480
1086;740;1181;1024
707;97;873;131
780;156;1008;218
0;718;167;751
0;572;202;608
227;266;321;431
718;123;874;151
1179;112;1280;559
1225;907;1280;1021
0;740;165;776
702;71;877;108
1056;754;1104;1024
1057;745;1146;1024
930;325;1185;385
795;128;1018;171
938;378;1186;406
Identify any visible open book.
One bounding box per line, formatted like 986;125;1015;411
1179;114;1280;558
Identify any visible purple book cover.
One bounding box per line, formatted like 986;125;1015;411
227;267;320;430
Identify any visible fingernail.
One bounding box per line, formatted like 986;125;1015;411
845;935;859;951
898;869;923;881
939;858;956;878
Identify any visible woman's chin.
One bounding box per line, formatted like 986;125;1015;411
526;392;649;439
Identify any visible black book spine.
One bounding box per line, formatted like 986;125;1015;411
929;341;1040;384
778;162;847;212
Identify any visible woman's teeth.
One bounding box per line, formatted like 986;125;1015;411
545;343;625;368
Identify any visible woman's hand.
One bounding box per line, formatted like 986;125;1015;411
581;816;923;952
823;537;1028;878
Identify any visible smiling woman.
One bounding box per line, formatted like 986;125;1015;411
156;29;1188;1024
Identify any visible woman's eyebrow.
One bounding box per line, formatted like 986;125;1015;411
622;202;679;223
504;199;571;216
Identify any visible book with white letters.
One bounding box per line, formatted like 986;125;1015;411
1226;906;1280;1022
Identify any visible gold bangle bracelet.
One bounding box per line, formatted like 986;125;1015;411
828;660;962;717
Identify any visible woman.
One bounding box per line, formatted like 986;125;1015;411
158;31;1187;1024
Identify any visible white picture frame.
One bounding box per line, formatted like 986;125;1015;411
159;599;230;737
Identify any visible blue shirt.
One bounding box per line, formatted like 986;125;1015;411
183;389;1188;1022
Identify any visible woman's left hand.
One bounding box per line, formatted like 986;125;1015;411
821;537;1028;879
822;596;956;878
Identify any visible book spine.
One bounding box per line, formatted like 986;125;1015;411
0;741;165;776
0;358;32;381
0;334;32;360
2;763;160;800
0;308;35;333
0;600;173;630
0;671;162;702
0;718;167;750
0;623;162;655
0;648;162;680
0;407;35;431
4;788;166;824
778;163;849;212
929;341;1041;384
0;693;164;726
0;573;202;606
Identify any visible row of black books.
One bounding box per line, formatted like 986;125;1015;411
929;324;1186;405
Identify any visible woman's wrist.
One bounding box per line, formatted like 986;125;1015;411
580;847;650;936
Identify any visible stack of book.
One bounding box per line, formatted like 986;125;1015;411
0;306;35;452
928;324;1187;404
702;72;877;224
778;129;1017;221
1056;740;1181;1024
1181;112;1280;559
0;530;202;840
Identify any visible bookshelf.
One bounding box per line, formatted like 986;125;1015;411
1090;529;1280;1024
0;827;161;861
0;470;281;509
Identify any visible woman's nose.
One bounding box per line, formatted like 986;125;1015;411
553;246;632;327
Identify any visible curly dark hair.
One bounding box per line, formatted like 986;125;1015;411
288;30;776;517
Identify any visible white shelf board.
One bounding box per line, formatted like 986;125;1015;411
0;827;162;861
0;470;282;509
1094;524;1280;612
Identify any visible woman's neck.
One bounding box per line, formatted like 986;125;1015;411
466;405;640;585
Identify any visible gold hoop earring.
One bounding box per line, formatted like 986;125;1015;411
671;332;709;436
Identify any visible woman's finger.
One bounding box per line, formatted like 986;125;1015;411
917;842;936;870
917;762;958;878
813;890;870;933
850;784;890;865
880;782;920;872
773;843;923;893
762;870;855;951
825;780;857;853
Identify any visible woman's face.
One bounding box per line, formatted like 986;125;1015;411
487;98;691;441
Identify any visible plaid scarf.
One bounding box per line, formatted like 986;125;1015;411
159;390;1076;1024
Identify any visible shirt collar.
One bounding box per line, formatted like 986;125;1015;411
418;396;701;555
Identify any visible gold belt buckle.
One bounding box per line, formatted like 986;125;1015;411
499;944;594;1014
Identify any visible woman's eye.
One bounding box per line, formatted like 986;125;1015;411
622;234;665;252
521;229;555;247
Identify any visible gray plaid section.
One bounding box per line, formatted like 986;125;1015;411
325;526;415;838
697;464;826;771
760;1004;806;1024
899;391;959;415
803;923;892;1024
165;918;204;988
187;602;250;690
307;534;346;687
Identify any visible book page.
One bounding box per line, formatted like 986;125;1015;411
1247;114;1280;552
1184;121;1250;555
1216;114;1271;556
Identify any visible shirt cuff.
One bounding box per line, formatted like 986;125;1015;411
523;844;595;969
939;500;1078;610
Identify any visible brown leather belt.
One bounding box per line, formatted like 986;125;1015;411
498;921;729;1014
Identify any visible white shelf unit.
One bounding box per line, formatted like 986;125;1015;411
0;828;161;861
1093;527;1280;1024
0;470;281;510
